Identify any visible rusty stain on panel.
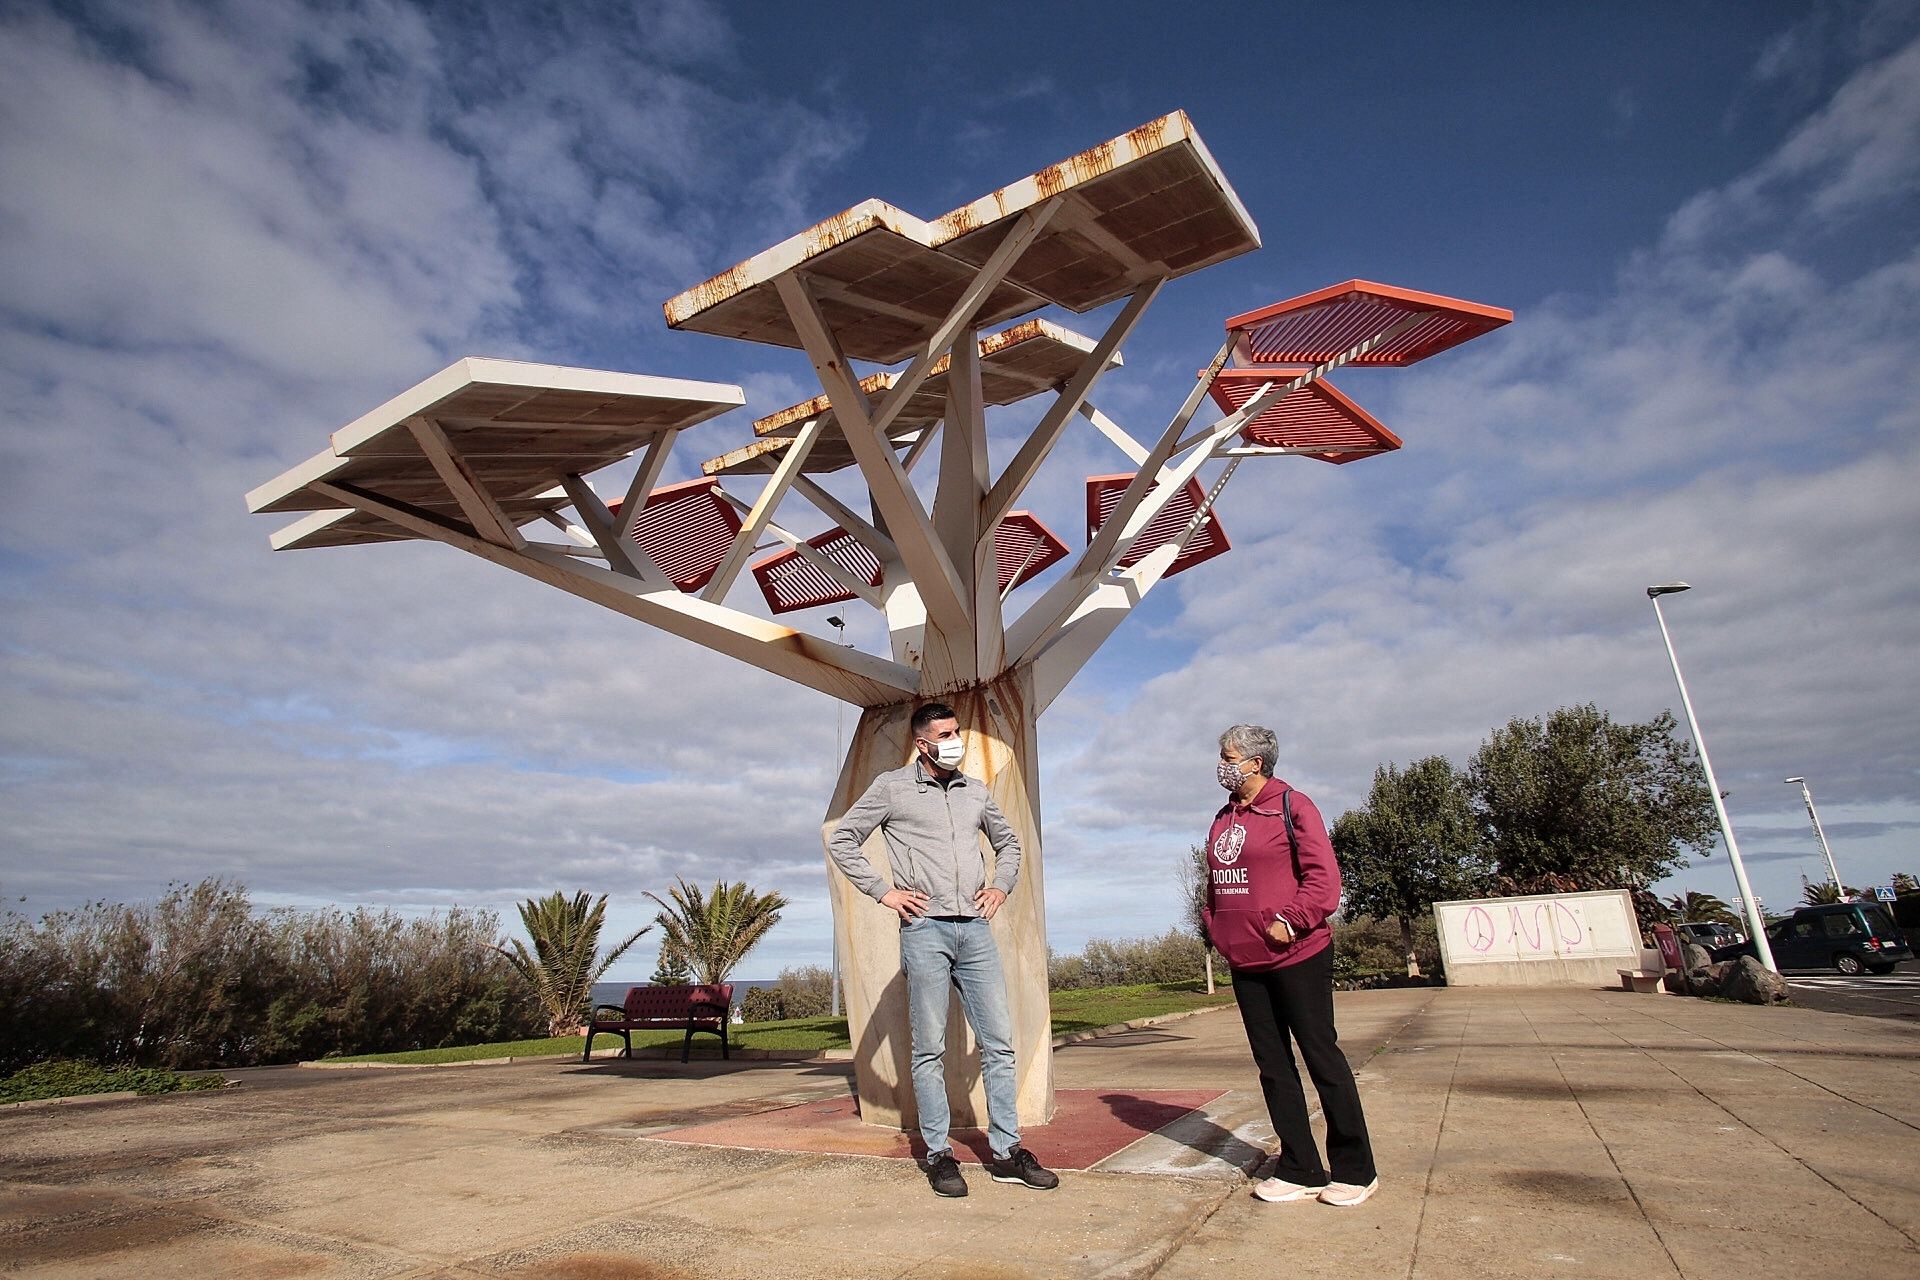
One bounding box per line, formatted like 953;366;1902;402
662;261;755;327
665;203;921;328
752;372;896;436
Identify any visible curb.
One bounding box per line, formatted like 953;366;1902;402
1051;1001;1234;1047
299;1001;1238;1071
4;1090;141;1111
300;1045;837;1070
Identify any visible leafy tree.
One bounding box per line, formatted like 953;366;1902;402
1176;845;1216;993
1801;882;1870;905
645;878;788;986
1894;872;1919;893
1331;755;1493;976
649;943;692;986
1468;704;1716;893
497;892;650;1037
1667;890;1738;924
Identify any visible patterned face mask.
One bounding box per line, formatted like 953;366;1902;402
1217;759;1251;790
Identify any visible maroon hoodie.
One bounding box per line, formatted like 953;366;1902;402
1202;776;1342;972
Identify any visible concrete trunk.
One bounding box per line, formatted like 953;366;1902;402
819;667;1054;1133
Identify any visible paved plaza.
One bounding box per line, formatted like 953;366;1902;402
2;985;1915;1278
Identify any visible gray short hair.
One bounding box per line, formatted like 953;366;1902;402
1219;724;1278;778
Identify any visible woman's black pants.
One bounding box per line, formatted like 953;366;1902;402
1231;944;1377;1186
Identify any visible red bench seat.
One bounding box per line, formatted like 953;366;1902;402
584;983;733;1063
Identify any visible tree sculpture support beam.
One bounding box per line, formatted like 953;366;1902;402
822;672;1049;1132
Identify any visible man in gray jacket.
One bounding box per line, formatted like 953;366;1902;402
827;701;1059;1198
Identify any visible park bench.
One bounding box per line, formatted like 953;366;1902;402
1617;968;1664;994
584;983;734;1063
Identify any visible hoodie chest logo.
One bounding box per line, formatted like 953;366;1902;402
1212;822;1247;866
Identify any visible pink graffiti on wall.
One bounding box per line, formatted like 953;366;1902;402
1456;899;1589;957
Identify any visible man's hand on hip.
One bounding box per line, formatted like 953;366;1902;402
973;887;1007;920
881;888;930;921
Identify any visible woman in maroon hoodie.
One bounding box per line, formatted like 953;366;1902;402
1204;723;1378;1207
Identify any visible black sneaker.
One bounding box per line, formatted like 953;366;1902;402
985;1146;1059;1190
922;1150;967;1198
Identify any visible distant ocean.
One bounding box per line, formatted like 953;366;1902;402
591;979;774;1011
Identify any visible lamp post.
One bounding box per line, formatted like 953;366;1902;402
827;614;847;1018
1647;583;1777;971
1783;776;1842;892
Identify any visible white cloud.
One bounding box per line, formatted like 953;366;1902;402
4;4;1919;981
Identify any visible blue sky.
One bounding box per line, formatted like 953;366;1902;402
3;0;1917;977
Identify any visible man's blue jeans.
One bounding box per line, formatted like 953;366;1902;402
898;915;1020;1159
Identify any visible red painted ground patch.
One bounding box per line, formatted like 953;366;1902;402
648;1088;1227;1170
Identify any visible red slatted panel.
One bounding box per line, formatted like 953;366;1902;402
620;478;743;593
995;511;1069;592
1085;474;1230;580
751;528;884;614
1225;280;1510;367
1207;369;1401;464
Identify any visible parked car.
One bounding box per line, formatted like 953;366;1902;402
1675;921;1739;950
1712;903;1914;975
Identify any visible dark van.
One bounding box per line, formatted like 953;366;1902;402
1718;903;1914;975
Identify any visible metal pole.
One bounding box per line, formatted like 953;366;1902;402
1786;778;1842;891
1649;589;1778;971
829;616;846;1018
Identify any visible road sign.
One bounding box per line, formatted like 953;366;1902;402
1875;886;1898;902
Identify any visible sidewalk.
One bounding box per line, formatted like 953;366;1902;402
1;986;1914;1278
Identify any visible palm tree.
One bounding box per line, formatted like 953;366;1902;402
1667;890;1737;924
497;892;650;1037
645;878;788;985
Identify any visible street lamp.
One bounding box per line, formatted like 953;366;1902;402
1647;583;1778;971
1783;776;1842;892
826;614;847;1018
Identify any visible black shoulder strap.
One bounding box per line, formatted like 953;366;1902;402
1282;788;1301;874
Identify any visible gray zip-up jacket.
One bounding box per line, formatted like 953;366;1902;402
827;759;1022;916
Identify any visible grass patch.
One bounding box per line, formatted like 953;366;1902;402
1;1059;227;1104
336;980;1237;1066
1049;979;1237;1035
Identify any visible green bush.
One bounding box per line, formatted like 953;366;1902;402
1332;914;1442;977
0;879;545;1072
0;1058;227;1103
1048;930;1209;990
739;965;833;1022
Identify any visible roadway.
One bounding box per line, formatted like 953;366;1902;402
1779;959;1920;1022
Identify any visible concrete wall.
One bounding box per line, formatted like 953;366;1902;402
1434;889;1644;988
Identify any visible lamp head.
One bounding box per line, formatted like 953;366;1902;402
1784;776;1805;785
826;614;845;629
1646;582;1691;598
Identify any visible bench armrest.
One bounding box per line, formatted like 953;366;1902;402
590;1004;629;1022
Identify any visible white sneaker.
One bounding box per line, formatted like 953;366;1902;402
1318;1178;1379;1206
1252;1176;1323;1203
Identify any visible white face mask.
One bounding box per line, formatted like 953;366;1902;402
925;737;966;770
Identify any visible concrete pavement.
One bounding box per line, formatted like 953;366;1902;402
2;986;1915;1278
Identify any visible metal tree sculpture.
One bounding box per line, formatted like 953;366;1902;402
248;111;1509;1132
